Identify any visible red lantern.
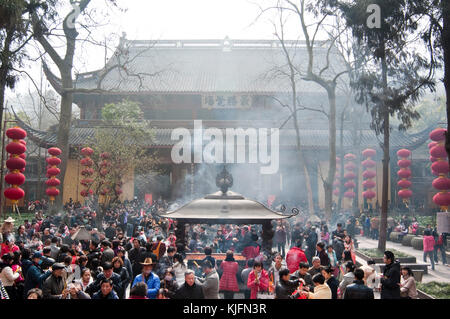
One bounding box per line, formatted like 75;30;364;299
362;170;376;179
81;168;94;176
46;157;62;166
397;159;412;168
80;178;94;186
430;156;438;163
333;189;340;196
397;149;411;158
48;147;62;156
429;128;446;142
45;178;61;187
6;142;26;155
433;192;450;207
431;161;449;175
344;153;356;160
80;158;94;166
428;141;438;149
397;180;412;189
363;180;376;189
46;146;61;202
19;153;26;159
363;190;376;199
4;187;25;201
6;127;27;140
432;178;450;191
6;157;26;170
47;167;61;176
430;145;447;158
5;173;25;186
100;152;111;159
4;129;27;208
81;147;94;156
362;159;376;168
398;189;413;199
397;169;411;179
344;181;356;189
362;149;376;158
344;172;356;180
46;188;60;197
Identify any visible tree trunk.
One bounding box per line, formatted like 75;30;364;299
293;114;315;216
55;71;73;209
324;88;337;220
378;43;389;253
443;0;450;164
337;108;345;213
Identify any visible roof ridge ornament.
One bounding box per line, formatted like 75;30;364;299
216;166;233;194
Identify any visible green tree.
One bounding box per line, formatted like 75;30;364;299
338;0;435;252
84;99;157;229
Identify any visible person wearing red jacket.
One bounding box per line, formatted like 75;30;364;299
286;241;308;274
423;230;435;271
219;251;239;299
247;261;269;299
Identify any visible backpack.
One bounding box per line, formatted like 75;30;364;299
152;242;162;260
437;234;444;246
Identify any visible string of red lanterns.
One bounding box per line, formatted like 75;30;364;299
80;147;94;198
343;153;356;200
361;148;377;203
45;147;62;202
99;152;111;196
429;128;450;211
397;149;412;203
4;127;27;213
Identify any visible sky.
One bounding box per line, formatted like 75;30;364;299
114;0;284;40
6;0;445;110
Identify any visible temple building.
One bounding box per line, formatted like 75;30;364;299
17;38;435;211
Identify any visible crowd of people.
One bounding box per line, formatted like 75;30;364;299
0;198;430;300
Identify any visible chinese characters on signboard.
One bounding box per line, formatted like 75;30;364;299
202;94;252;109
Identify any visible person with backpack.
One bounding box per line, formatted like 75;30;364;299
151;236;166;261
433;230;447;266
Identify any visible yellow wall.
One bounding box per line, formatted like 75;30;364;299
63;159;134;203
63;159;82;203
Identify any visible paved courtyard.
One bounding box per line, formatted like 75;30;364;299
356;235;450;284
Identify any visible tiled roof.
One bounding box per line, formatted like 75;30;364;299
17;117;432;153
74;39;346;94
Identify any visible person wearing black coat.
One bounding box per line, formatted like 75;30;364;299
380;251;401;299
128;239;146;280
173;270;204;299
86;262;123;298
343;269;374;299
112;257;129;299
316;242;330;266
321;266;339;299
275;269;301;299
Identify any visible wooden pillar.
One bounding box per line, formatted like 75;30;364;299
261;221;274;256
175;220;186;253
